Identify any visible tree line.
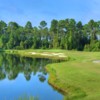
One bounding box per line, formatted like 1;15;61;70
0;19;100;51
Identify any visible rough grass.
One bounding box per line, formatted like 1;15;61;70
17;95;38;100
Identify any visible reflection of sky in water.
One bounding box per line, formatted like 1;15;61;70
0;72;63;100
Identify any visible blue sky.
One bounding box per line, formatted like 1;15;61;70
0;0;100;26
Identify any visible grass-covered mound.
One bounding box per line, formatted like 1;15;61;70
46;51;100;100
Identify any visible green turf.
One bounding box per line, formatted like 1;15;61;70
46;51;100;100
4;49;100;100
4;49;69;60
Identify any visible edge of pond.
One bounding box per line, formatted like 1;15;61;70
3;50;69;95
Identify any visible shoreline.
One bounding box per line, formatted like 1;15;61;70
3;49;100;99
4;50;69;61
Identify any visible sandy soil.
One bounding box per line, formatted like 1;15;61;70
29;52;67;58
93;60;100;63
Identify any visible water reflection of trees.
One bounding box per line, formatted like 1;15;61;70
0;53;53;81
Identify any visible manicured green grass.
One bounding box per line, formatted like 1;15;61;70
46;51;100;100
4;49;69;60
4;49;100;100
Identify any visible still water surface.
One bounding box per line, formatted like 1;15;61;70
0;53;63;100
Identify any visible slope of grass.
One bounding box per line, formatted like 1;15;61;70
4;49;100;100
46;51;100;100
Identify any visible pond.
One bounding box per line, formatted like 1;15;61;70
0;53;63;100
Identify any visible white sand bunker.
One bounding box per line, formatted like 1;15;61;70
41;53;67;57
29;52;67;58
93;60;100;63
29;52;37;55
31;52;36;55
41;53;53;56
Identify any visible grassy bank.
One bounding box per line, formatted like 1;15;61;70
4;49;69;60
4;49;100;100
46;51;100;100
